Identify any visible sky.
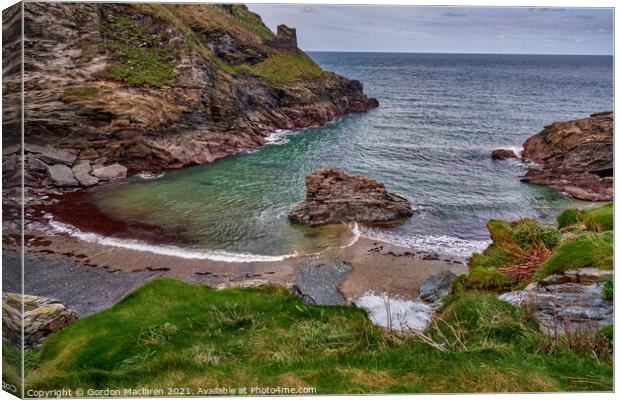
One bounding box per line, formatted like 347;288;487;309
248;5;613;55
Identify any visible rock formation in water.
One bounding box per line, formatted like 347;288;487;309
491;148;518;160
289;168;413;226
520;112;613;201
2;3;378;190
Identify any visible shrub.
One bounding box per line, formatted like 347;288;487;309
533;232;613;280
602;277;613;301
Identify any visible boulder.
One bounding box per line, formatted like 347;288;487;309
91;163;127;181
520;112;613;201
72;161;99;186
46;164;78;186
491;148;518;160
419;270;457;303
289;168;413;226
24;143;77;165
2;293;78;348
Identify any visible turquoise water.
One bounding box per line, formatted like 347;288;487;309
93;53;613;258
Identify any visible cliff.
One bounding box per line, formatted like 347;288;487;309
5;3;378;186
520;112;613;201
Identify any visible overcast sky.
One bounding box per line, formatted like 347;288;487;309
248;5;613;55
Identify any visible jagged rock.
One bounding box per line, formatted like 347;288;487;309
19;3;378;185
72;161;99;186
491;148;518;160
24;143;77;165
291;261;351;305
419;270;456;303
289;168;413;226
46;164;78;186
2;293;78;348
539;268;613;286
91;163;127;181
520;112;613;201
499;282;613;333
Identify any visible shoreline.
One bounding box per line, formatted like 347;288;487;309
13;219;467;316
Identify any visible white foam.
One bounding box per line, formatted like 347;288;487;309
354;291;433;332
356;225;490;260
340;222;361;248
136;172;165;180
264;129;294;145
46;218;296;263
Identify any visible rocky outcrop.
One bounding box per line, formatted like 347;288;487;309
500;281;612;333
289;168;413;226
2;293;78;348
12;2;378;188
491;148;518;160
267;25;298;51
520;112;613;201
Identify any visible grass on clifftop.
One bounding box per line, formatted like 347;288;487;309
100;8;177;87
21;279;612;393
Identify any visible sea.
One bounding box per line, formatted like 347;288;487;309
87;52;613;261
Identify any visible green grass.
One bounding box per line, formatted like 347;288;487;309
602;277;613;301
533;232;613;281
557;203;613;232
231;50;329;85
23;279;612;393
100;11;177;87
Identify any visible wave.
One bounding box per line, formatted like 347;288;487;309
136;172;165;180
45;217;296;263
264;129;295;145
353;224;490;259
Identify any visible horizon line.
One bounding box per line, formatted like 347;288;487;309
304;50;613;57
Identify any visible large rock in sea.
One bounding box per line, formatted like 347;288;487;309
2;293;78;348
289;168;413;226
520;112;613;201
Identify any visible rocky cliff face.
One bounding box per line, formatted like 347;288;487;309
9;3;377;187
521;112;613;201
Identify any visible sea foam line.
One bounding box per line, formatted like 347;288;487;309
46;218;296;263
355;225;491;260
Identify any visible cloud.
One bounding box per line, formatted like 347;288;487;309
302;6;315;13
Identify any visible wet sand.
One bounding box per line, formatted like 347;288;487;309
7;226;467;315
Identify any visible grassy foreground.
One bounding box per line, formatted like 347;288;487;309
17;278;612;394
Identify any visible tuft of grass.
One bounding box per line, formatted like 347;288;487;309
22;279;612;393
533;232;613;280
437;292;539;345
512;220;560;250
602;277;613;301
462;266;511;291
557;203;613;232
